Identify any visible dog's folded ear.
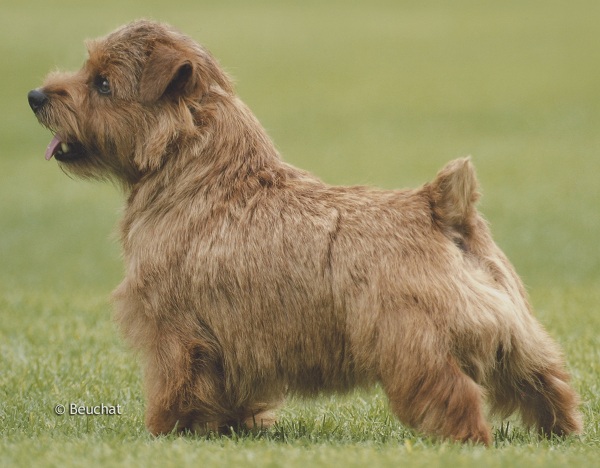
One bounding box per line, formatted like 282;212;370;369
139;43;233;104
139;43;199;103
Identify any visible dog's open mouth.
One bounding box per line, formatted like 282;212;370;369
45;134;85;162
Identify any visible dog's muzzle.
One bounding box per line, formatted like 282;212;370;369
27;89;85;161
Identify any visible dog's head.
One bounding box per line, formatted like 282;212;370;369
28;20;233;185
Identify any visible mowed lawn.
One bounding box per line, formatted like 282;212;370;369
1;1;599;466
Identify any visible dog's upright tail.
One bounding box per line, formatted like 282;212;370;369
427;157;480;247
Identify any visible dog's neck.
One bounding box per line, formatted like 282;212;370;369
124;93;298;217
202;94;282;176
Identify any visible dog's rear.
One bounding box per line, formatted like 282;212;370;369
410;158;583;441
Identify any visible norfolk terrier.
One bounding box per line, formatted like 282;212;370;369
28;20;582;444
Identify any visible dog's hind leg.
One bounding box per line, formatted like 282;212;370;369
520;365;583;438
381;347;491;445
489;326;583;438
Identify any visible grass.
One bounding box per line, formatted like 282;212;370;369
1;0;599;466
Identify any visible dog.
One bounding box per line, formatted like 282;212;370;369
28;20;582;444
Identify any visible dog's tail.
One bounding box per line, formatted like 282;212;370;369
427;157;480;247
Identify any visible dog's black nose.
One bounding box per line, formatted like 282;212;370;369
28;89;48;113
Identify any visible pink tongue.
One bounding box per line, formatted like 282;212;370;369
45;135;62;160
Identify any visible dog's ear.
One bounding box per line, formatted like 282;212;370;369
139;43;200;103
139;43;233;103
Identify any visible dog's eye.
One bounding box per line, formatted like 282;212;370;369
94;76;111;95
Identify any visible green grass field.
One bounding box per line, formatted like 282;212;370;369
2;1;599;466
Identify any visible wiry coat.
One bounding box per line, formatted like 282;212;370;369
29;20;582;444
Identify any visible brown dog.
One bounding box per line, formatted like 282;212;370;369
28;20;582;444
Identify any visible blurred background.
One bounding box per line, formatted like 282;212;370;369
2;0;599;296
